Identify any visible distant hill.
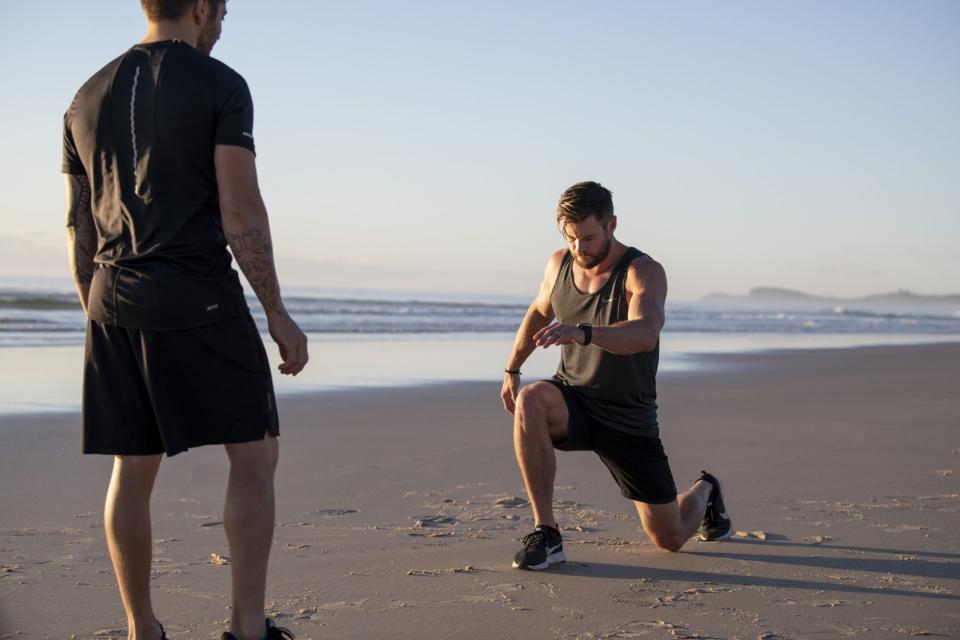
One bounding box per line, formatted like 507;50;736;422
701;287;960;314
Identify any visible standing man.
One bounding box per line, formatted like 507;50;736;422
63;1;305;638
500;181;731;571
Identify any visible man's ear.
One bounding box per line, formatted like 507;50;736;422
608;215;618;234
191;0;208;26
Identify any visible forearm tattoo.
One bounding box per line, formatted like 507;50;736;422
65;174;96;284
225;225;284;314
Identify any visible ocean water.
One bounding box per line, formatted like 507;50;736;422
2;280;959;414
3;284;960;347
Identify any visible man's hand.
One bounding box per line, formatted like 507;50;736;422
533;322;585;349
500;372;521;414
267;311;308;375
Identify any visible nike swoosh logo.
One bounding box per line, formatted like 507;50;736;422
716;511;729;519
546;543;562;554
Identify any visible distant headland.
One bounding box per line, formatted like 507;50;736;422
701;287;960;314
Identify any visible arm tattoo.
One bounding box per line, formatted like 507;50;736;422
225;225;284;314
65;174;96;285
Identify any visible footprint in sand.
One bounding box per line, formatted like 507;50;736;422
406;566;481;577
495;497;529;508
312;508;359;517
412;515;459;528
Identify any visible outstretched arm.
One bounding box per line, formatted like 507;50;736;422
64;174;96;313
215;145;308;375
533;257;666;355
500;250;564;414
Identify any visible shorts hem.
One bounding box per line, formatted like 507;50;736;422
83;428;279;458
621;488;678;504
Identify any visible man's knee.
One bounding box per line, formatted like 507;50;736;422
515;383;555;424
638;502;688;553
649;530;687;553
225;434;279;476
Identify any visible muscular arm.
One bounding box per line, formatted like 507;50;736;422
505;250;564;371
215;145;284;315
64;174;95;313
590;258;666;354
532;256;666;355
215;144;308;375
500;250;564;413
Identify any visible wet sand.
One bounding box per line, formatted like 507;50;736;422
1;343;958;639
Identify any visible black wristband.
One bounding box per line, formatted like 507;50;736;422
505;369;521;375
577;322;592;346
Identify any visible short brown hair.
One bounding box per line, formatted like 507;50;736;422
141;0;219;22
556;181;614;228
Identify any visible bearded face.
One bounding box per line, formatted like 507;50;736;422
564;216;614;269
573;229;612;268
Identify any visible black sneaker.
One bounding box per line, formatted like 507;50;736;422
264;619;295;640
222;619;295;640
512;524;566;570
698;470;732;542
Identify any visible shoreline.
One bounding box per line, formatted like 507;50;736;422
2;337;960;418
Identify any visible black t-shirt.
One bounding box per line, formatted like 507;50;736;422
62;40;254;330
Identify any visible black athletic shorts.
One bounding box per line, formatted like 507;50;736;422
546;380;678;504
82;313;279;457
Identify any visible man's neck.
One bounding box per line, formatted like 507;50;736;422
578;240;627;277
142;23;198;49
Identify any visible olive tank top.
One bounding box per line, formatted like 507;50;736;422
551;247;660;435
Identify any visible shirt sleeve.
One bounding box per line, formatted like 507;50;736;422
61;111;85;175
215;74;256;154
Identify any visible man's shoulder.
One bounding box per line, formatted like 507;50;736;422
625;251;665;283
203;54;248;87
546;248;569;274
154;45;247;90
68;52;127;113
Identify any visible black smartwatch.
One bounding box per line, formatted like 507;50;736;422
576;321;592;346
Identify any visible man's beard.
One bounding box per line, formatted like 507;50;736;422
574;233;611;269
196;14;220;55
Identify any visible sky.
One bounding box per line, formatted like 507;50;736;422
0;1;957;301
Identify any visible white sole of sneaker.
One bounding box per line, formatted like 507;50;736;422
513;551;566;570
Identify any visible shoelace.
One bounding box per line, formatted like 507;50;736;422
520;529;549;547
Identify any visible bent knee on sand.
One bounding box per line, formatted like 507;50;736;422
647;531;690;553
515;383;568;434
636;501;690;552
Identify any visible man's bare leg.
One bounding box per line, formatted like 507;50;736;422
513;382;570;527
634;479;712;552
104;454;164;640
224;434;279;640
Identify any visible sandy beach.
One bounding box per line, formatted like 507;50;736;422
1;343;958;639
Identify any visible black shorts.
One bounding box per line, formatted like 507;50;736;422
82;313;279;457
546;380;677;504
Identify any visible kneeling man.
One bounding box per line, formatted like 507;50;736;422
501;181;731;570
